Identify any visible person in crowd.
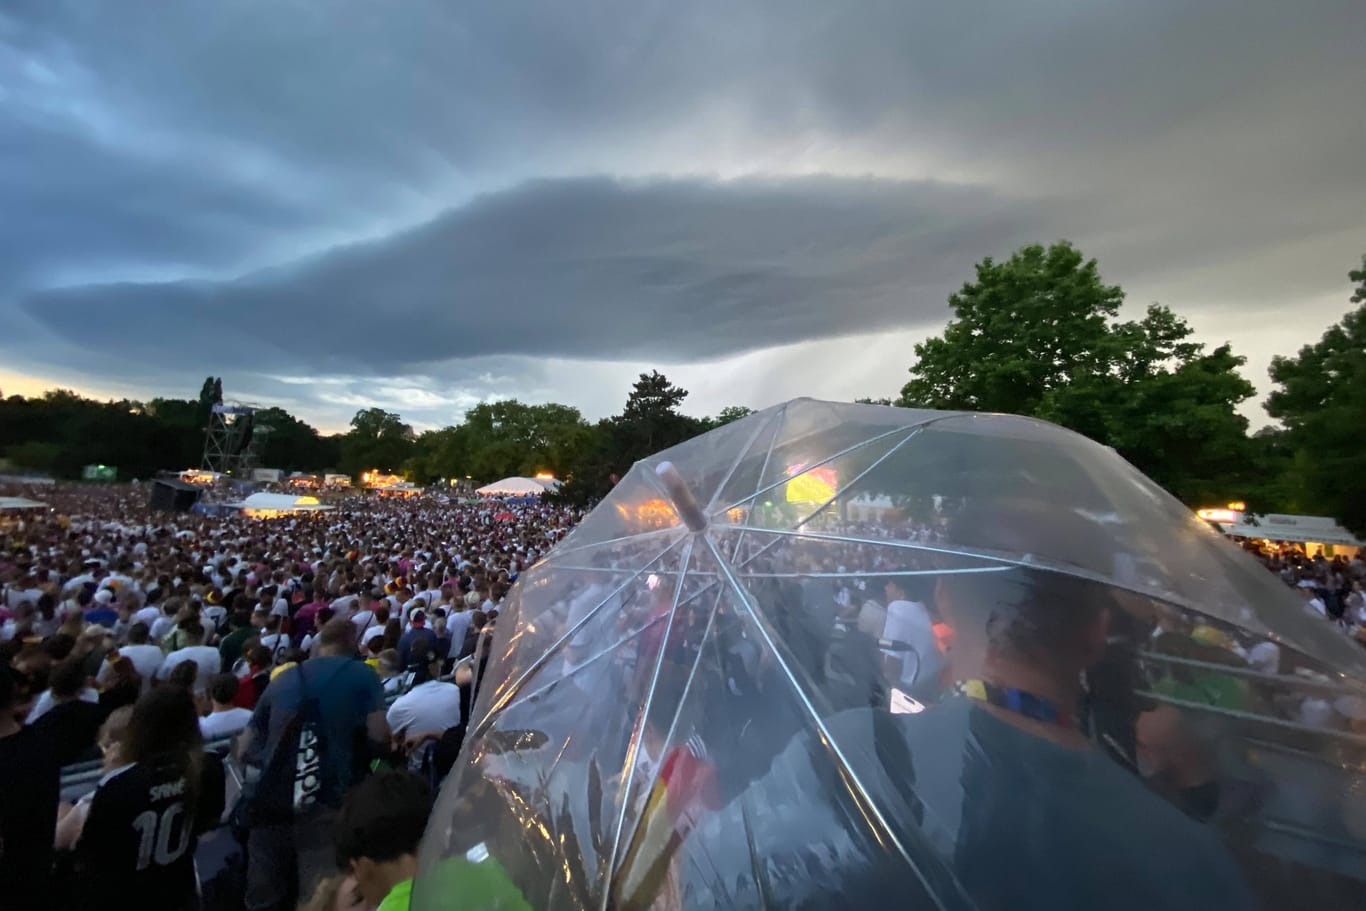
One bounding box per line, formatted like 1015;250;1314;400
237;619;390;911
71;686;225;910
361;606;391;651
376;648;407;695
27;654;100;727
112;621;165;692
54;703;134;850
29;658;103;764
200;672;254;740
234;644;274;709
158;619;220;695
259;615;291;665
880;575;943;699
165;659;199;695
300;874;367;911
97;654;142;714
301;606;336;657
333;770;435;911
397;608;437;670
0;664;60;911
218;609;260;672
386;642;462;741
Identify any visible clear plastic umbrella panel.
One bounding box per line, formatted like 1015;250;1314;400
415;399;1366;911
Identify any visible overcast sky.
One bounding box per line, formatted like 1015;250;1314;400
2;1;1362;433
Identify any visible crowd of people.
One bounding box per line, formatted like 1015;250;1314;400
0;483;581;911
1238;542;1366;638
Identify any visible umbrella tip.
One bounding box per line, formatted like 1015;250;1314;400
655;462;708;533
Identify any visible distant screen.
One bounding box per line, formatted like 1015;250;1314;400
785;464;838;504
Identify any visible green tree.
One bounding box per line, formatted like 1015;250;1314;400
1266;264;1366;533
898;241;1258;503
195;376;222;428
556;372;705;503
254;407;334;471
709;405;755;427
340;408;414;478
900;242;1121;414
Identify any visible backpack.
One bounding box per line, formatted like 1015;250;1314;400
246;662;347;825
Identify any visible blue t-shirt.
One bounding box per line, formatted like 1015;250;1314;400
248;655;384;807
84;607;118;628
398;627;438;669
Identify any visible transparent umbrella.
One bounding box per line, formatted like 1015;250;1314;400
414;399;1366;911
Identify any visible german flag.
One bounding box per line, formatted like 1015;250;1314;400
612;734;720;910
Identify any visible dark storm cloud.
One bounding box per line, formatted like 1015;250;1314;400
24;175;1061;371
2;0;1363;417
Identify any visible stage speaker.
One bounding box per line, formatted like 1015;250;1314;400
149;479;201;513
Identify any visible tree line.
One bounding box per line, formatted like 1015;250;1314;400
0;242;1360;531
0;369;750;504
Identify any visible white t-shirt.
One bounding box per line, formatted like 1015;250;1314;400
351;610;376;639
360;624;387;648
149;615;177;642
199;707;254;740
385;680;463;736
202;605;227;632
4;587;42;610
132;606;161;629
882;599;941;688
159;645;222;693
115;644;166;692
260;633;291;662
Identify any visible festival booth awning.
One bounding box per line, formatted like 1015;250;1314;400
1219;513;1363;552
0;496;48;510
477;477;550;497
237;492;333;518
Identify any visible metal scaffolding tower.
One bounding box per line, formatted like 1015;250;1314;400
201;402;269;476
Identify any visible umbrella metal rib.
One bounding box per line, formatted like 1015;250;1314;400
468;534;688;741
702;404;787;516
701;534;946;905
605;574;731;908
599;538;696;910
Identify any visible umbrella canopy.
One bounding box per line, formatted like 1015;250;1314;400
416;399;1366;911
478;477;551;497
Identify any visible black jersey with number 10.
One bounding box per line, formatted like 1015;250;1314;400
74;753;223;911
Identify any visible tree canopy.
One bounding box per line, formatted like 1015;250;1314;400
1266;265;1366;534
898;241;1258;504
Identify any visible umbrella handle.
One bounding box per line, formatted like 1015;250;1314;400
655;462;708;533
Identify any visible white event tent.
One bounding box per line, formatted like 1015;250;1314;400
477;477;551;497
238;492;333;517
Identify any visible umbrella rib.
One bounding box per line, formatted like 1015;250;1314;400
740;790;773;911
702;534;925;879
720;523;1281;631
494;609;669;717
469;535;687;740
704;425;921;572
713;423;916;515
599;537;696;911
703;404;786;516
605;577;729;908
540;525;684;562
